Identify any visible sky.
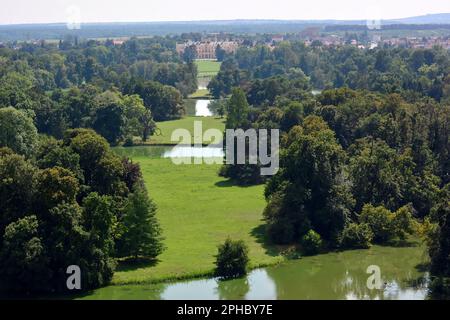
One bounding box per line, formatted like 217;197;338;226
1;0;450;25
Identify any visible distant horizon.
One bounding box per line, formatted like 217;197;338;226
2;0;450;26
1;12;450;27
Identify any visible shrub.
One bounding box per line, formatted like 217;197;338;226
219;163;263;186
359;204;395;243
359;204;415;243
392;205;415;240
301;230;323;255
340;223;373;249
215;238;249;279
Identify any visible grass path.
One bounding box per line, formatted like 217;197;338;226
112;158;283;285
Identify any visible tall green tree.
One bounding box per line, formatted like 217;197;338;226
0;215;50;293
122;94;156;142
226;88;250;129
0;152;37;236
93;103;126;145
117;188;164;259
133;81;185;121
429;185;450;278
264;116;354;244
81;193;116;288
182;45;197;64
0;107;38;157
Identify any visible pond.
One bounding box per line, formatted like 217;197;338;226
184;99;214;117
195;100;213;117
79;244;429;300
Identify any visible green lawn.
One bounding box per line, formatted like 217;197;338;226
195;59;222;77
189;88;212;99
148;116;225;145
112;157;283;285
187;59;221;98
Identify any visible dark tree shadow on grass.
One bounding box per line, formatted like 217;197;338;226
214;178;264;188
250;223;286;258
378;238;421;248
116;257;160;272
214;179;236;188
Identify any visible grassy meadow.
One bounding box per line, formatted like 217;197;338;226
189;89;212;98
112;156;283;285
112;115;282;285
191;59;222;97
195;59;222;77
148;116;226;145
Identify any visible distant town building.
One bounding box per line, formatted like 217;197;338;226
299;33;449;51
271;35;284;43
380;36;450;49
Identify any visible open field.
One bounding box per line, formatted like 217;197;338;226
148;116;225;145
111;156;283;285
195;59;222;77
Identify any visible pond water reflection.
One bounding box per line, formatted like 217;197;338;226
80;244;429;300
195;100;213;117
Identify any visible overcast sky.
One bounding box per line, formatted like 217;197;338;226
1;0;449;25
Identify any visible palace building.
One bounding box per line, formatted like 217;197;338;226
176;41;239;59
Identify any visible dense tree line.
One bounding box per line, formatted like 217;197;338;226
2;36;196;93
0;37;195;145
1;33;450;294
221;82;449;289
209;43;450;102
0;109;164;294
